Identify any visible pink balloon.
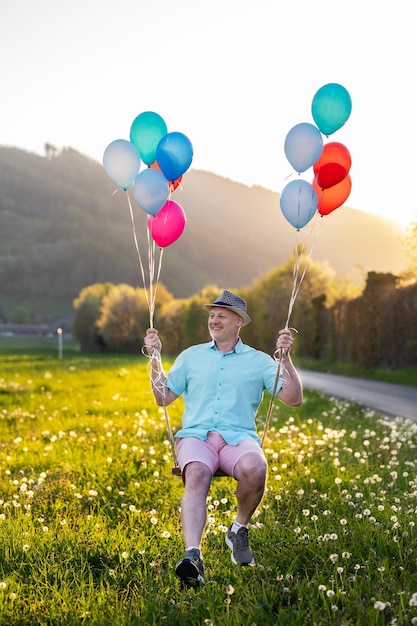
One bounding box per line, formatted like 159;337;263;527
147;200;186;248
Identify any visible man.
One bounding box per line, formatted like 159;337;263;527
144;290;302;588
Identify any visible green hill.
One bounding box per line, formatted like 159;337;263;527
0;146;408;320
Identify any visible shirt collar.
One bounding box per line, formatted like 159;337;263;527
209;337;243;353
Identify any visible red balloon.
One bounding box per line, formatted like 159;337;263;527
149;161;182;192
313;174;352;216
147;200;186;248
313;142;351;189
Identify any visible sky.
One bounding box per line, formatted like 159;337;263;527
2;0;416;229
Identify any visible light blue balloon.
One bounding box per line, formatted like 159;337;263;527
156;132;193;182
284;123;323;173
311;83;352;136
103;139;141;190
280;179;318;230
132;168;169;215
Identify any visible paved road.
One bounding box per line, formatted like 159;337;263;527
298;369;417;421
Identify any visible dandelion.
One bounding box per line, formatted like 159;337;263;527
340;518;347;526
150;517;158;525
22;544;30;552
374;600;386;610
121;551;128;559
409;592;417;606
0;581;6;590
326;589;335;597
318;584;327;591
329;553;339;563
226;584;235;595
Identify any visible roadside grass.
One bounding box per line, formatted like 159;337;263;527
1;346;417;624
295;356;417;388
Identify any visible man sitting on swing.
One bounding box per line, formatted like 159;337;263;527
144;290;303;588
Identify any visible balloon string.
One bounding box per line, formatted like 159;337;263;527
145;233;164;329
126;190;158;329
285;214;323;328
141;347;178;467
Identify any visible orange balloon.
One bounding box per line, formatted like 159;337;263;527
313;142;351;189
150;161;182;192
313;174;352;215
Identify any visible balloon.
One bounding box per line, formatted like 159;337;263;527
311;83;352;135
284;123;323;173
156;132;193;182
103;139;141;190
130;111;168;166
280;180;318;230
132;168;169;216
150;160;182;192
148;199;186;247
313;142;351;189
313;174;352;216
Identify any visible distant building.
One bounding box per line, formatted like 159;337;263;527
0;323;58;337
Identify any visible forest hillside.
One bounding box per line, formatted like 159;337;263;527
0;146;408;319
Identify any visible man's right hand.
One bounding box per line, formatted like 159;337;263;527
144;328;162;355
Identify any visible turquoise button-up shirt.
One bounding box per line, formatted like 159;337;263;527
167;339;283;445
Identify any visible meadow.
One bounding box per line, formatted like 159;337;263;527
1;339;417;625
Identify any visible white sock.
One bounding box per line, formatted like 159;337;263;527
186;545;202;558
231;520;247;534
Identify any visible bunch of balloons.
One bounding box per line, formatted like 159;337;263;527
103;111;192;248
281;83;352;230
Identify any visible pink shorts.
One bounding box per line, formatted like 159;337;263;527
176;431;265;479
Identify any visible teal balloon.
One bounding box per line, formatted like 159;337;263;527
311;83;352;135
280;180;318;230
103;139;141;190
156;132;193;182
130;111;168;165
284;122;323;173
132;168;169;215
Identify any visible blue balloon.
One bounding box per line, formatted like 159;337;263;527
132;168;169;215
311;83;352;135
103;139;141;190
156;132;193;182
284;123;323;173
280;180;318;230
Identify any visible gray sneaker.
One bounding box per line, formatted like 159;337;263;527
225;525;255;565
175;548;205;588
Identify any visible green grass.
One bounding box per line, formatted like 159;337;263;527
294;356;417;388
1;344;417;624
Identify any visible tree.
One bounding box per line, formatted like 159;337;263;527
10;306;30;324
96;284;148;353
401;217;417;284
72;283;113;351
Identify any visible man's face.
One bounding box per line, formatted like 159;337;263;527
208;307;242;342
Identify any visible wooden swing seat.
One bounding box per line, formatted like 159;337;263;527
171;466;228;477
